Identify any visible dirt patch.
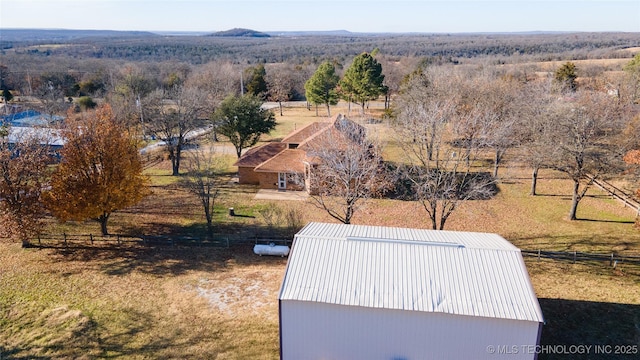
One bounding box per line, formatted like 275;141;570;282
193;266;283;318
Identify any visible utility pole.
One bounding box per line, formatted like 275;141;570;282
240;72;244;95
137;94;145;140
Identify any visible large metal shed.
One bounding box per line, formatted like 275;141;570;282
279;222;544;360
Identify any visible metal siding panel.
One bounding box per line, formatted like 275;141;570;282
281;300;540;360
317;239;331;302
280;223;543;323
343;239;362;305
358;241;368;308
329;244;354;304
371;241;380;309
453;248;468;315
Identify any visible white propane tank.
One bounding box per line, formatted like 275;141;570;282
254;242;290;257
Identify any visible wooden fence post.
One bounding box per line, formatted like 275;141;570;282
90;233;93;244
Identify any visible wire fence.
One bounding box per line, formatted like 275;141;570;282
521;249;640;267
27;233;292;249
24;234;640;269
588;175;640;214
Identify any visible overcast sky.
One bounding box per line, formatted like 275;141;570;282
1;0;638;33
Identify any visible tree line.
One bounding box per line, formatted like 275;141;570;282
3;31;638;65
2;48;640;242
296;54;640;229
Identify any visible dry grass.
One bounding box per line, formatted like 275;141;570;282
0;243;285;359
530;58;633;71
2;102;640;359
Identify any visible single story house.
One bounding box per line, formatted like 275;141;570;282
279;222;544;360
234;114;362;191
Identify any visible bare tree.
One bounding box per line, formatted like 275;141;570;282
266;64;295;116
394;72;496;230
476;76;521;179
378;55;416;110
450;74;493;168
188;61;241;141
145;84;209;175
513;80;555;195
547;90;627;220
181;144;226;236
32;76;68;120
189;61;240;101
304;118;390;224
394;68;450;164
407;161;495;231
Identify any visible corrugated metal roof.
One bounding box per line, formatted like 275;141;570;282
8;126;66;146
279;222;544;323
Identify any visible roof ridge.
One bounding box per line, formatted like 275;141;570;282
281;120;332;144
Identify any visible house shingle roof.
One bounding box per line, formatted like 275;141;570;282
254;149;307;173
233;142;287;167
281;121;332;145
234;114;363;174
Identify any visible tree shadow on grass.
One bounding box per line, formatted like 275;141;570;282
575;218;635;224
509;233;640;254
538;298;640;360
94;307;231;358
532;193;571;198
50;242;288;278
48;222;290;277
1;307;234;359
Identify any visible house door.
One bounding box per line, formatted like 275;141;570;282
278;173;287;190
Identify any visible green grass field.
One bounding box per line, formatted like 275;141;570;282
1;103;639;359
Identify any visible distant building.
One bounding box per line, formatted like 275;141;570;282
1;109;65;159
279;222;544;360
0;109;63;127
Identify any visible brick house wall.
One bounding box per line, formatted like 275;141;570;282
238;167;260;184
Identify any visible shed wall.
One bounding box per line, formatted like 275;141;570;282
281;300;540;360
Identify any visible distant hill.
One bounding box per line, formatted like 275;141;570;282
207;28;270;38
0;29;158;42
266;30;359;37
